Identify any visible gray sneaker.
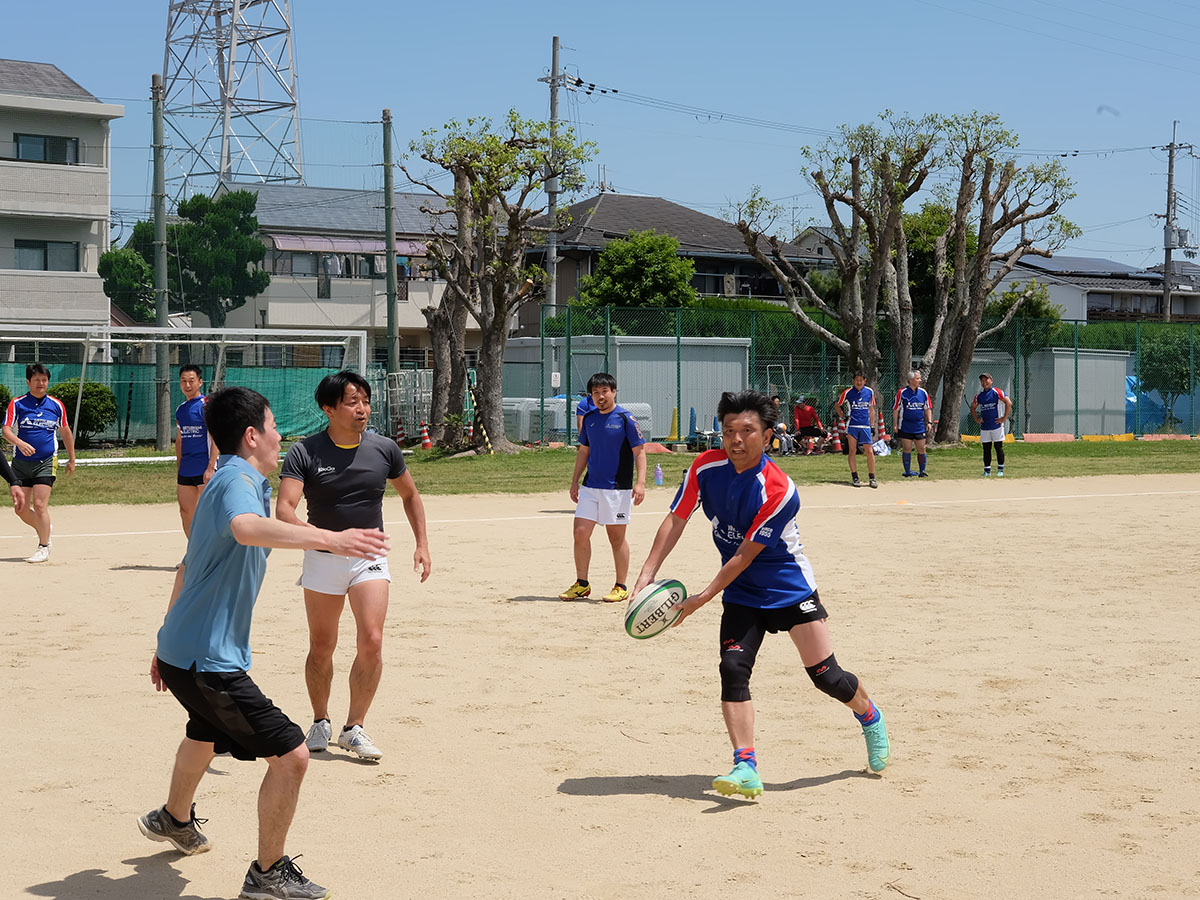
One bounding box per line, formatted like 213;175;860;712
305;718;332;752
336;724;382;760
239;855;329;899
137;804;210;855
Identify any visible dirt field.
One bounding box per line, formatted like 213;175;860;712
5;472;1199;899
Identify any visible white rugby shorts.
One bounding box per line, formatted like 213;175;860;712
299;548;390;595
576;485;633;526
980;426;1006;443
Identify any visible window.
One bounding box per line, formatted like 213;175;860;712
291;252;317;276
14;133;79;165
14;240;79;271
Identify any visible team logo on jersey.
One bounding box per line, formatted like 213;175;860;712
316;465;336;475
757;526;773;539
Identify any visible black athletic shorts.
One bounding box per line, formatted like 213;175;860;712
11;455;55;487
156;659;305;761
796;426;824;438
177;473;205;487
721;593;829;639
895;429;927;441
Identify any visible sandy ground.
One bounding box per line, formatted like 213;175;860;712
3;471;1200;900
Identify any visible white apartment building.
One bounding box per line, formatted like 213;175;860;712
0;59;123;326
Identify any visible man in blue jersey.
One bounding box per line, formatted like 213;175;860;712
837;371;878;488
3;363;75;563
970;373;1013;477
575;392;596;434
633;390;890;798
175;365;219;537
140;386;389;900
892;370;933;478
561;372;647;603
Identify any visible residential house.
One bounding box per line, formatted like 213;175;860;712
0;59;123;326
523;193;818;334
210;181;472;367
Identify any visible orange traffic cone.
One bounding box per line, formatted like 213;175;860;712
466;418;474;441
878;413;890;444
395;419;407;446
419;421;432;449
832;420;843;453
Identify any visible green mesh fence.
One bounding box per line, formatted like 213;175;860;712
531;305;1200;442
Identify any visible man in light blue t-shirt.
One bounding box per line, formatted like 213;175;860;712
139;387;389;900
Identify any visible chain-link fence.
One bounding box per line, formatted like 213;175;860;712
512;305;1200;442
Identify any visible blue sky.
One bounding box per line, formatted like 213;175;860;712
5;0;1199;267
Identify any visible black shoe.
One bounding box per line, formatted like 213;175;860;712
868;476;878;489
918;471;929;478
852;476;862;487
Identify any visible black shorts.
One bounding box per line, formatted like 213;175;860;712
177;473;205;487
896;429;927;441
11;455;55;487
797;426;824;438
157;659;305;761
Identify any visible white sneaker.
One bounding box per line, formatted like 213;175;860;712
26;545;50;564
337;725;382;760
305;719;332;752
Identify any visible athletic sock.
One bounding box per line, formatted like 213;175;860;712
918;454;926;473
614;583;626;590
734;747;757;770
983;466;991;475
577;579;589;587
902;452;911;474
313;717;329;725
167;810;191;828
854;700;881;726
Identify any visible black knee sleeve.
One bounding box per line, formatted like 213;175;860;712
719;643;755;702
983;442;992;466
805;653;859;703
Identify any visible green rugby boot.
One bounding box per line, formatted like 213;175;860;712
862;712;891;773
712;761;763;798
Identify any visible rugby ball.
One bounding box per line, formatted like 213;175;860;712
625;579;687;640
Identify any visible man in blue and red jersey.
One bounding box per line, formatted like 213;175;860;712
561;372;647;603
892;370;933;478
633;390;890;799
837;371;878;487
970;372;1013;477
175;364;219;537
2;363;75;563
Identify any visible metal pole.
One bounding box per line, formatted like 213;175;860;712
383;109;398;373
544;36;560;308
675;307;682;441
152;73;170;451
1191;323;1196;435
1135;321;1142;435
73;337;90;437
1073;321;1079;439
565;305;572;444
604;306;610;371
1014;317;1021;438
1163;121;1177;324
749;309;757;389
539;303;545;445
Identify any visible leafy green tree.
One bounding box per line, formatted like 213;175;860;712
97;247;155;323
171;191;271;327
1138;326;1194;431
47;378;117;446
577;230;695;307
402;111;595;452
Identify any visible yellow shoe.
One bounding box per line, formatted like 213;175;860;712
602;585;630;603
559;581;591;600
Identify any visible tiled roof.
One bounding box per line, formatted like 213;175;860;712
0;58;98;102
1019;255;1139;276
553;193;811;258
220;181;448;236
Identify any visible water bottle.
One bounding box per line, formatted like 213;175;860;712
654;463;664;486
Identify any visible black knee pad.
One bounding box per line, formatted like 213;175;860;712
805;654;859;703
719;645;755;702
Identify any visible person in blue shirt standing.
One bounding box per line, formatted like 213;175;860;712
633;390;890;799
970;373;1013;477
175;364;219;537
892;370;933;478
561;373;647;603
139;386;389;900
2;363;75;563
575;392;596;435
837;371;878;488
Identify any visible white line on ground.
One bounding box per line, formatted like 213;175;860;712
3;486;1196;541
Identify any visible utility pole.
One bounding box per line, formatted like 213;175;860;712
538;36;561;309
1163;121;1178;324
152;73;170;451
383;108;398;373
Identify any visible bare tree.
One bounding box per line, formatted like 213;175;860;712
402;111;594;452
921;113;1078;441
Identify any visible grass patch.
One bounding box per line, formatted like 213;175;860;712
2;439;1195;507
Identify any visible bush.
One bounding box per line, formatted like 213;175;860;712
0;383;11;414
47;379;118;445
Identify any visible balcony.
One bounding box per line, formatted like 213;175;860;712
0;270;109;325
0;158;109;220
